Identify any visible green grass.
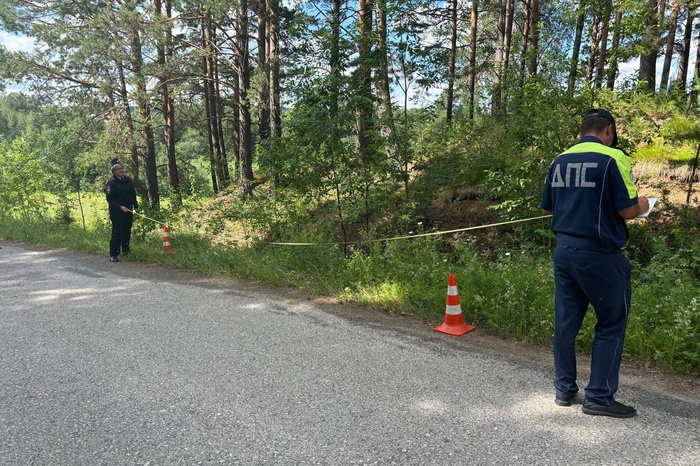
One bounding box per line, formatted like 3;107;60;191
2;207;698;376
632;141;698;162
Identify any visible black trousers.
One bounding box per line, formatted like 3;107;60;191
109;210;133;257
552;244;631;405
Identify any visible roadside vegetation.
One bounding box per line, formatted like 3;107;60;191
2;91;699;376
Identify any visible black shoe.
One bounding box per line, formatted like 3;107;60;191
555;393;577;407
110;256;119;262
582;398;636;418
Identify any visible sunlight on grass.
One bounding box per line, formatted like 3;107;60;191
633;142;696;162
354;281;410;310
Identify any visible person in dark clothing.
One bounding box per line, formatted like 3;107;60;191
540;109;649;418
105;158;138;262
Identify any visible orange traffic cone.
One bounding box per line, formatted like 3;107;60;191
162;225;173;253
434;274;475;336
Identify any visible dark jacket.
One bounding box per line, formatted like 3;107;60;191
540;136;638;253
105;176;138;213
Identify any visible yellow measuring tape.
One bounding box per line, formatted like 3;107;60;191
129;209;167;227
129;208;552;247
265;215;553;246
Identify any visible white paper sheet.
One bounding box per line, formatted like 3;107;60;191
638;197;658;218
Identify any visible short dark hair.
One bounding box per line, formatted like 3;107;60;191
580;108;618;146
580;116;612;135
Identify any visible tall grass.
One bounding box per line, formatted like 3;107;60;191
2;210;698;376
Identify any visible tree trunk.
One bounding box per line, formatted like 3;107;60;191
468;0;478;120
491;0;514;114
330;0;341;122
607;6;623;89
232;67;241;177
528;0;540;75
501;0;514;110
587;18;599;82
202;8;226;192
155;0;180;206
568;9;585;95
375;1;398;159
492;0;506;115
237;0;254;194
639;0;660;92
596;0;612;88
676;0;695;93
355;0;374;161
257;0;270;142
661;1;681;92
214;55;230;185
519;0;531;85
356;0;375;234
446;0;457;123
268;0;281;139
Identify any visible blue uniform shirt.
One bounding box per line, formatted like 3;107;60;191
540;136;639;253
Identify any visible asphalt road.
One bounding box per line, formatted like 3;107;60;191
1;243;699;466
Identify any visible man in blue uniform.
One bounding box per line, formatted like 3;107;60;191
541;109;649;418
105;158;138;263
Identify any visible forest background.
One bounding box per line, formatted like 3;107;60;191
0;0;699;376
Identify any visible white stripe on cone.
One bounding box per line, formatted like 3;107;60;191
445;304;462;315
448;285;458;295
